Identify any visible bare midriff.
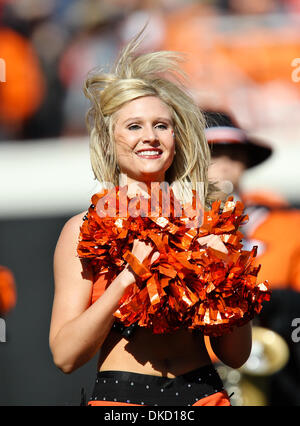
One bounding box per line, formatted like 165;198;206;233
97;327;212;378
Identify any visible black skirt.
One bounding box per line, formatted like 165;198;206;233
88;365;226;406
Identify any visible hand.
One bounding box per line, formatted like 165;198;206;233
149;250;160;265
131;239;158;264
122;240;160;289
197;234;228;254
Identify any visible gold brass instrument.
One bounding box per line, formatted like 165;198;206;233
216;326;290;406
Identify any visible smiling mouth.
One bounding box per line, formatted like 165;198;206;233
135;150;163;159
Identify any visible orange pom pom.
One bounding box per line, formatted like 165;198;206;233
77;186;271;336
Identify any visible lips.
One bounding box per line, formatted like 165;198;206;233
135;148;163;158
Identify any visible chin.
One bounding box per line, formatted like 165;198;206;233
138;174;164;183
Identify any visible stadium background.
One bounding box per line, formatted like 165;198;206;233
1;0;300;405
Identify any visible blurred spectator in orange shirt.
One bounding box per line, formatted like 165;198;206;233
0;0;73;140
0;27;45;140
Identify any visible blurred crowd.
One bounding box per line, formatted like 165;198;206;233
0;0;300;141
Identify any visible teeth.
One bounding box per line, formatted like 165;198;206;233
136;151;161;156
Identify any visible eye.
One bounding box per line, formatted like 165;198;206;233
128;124;141;131
155;123;168;130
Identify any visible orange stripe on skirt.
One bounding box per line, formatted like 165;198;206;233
87;391;231;406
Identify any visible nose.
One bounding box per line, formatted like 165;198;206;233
141;125;158;143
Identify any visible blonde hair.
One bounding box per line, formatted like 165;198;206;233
83;30;217;207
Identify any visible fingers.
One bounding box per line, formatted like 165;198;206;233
150;251;160;264
131;239;155;264
197;235;228;254
197;235;213;245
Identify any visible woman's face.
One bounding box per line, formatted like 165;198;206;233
113;96;175;185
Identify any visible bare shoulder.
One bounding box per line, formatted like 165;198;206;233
50;210;92;346
55;211;87;248
52;209;93;294
53;210;89;274
60;210;87;238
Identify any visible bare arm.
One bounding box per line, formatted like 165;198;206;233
49;213;156;374
49;213;136;373
209;321;252;369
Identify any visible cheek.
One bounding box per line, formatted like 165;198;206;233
165;136;176;153
114;131;136;154
163;137;176;164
